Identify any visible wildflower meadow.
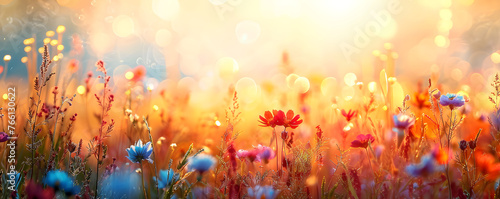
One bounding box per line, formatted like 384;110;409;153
1;0;500;199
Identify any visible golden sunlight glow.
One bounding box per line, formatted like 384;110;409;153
57;45;64;51
321;77;337;96
434;35;449;48
215;120;221;126
56;25;66;34
3;55;11;61
439;9;452;20
368;82;377;93
50;40;58;46
491;52;500;64
77;85;85;95
24;46;31;53
286;74;300;89
217;57;239;78
235;77;258;103
112;15;135;37
438;20;453;32
23;38;34;45
125;71;134;80
43;38;51;44
294;77;310;94
153;105;159;111
46;31;55;37
344;73;357;87
2;94;7;100
21;57;28;63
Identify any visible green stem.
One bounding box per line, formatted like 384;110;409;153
141;162;148;199
446;110;453;199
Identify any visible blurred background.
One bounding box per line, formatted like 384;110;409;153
1;0;499;82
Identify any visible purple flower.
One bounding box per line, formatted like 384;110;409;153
126;140;153;164
439;93;465;109
188;154;216;174
0;132;8;142
254;144;276;163
489;109;500;131
406;155;440;177
393;114;415;130
393;114;415;147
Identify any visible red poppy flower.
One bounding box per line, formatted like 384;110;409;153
341;109;358;122
259;110;277;127
351;134;375;148
284;110;303;129
273;110;286;126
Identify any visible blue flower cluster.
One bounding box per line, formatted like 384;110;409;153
188;154;216;174
43;170;80;195
154;168;179;189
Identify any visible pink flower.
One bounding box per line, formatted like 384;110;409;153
254;144;276;163
351;134;375;149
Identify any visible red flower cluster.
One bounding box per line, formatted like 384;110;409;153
258;110;303;129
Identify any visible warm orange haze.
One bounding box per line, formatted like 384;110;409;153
0;0;500;198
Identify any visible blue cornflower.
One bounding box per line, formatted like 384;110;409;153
247;185;279;199
154;169;179;189
406;155;440;177
126;139;153;163
43;170;80;195
187;154;216;174
439;93;465;109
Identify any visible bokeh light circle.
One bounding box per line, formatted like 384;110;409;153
235;77;258;103
155;29;172;47
344;73;357;86
294;77;310;93
321;77;337;96
112;15;135;38
217;57;239;79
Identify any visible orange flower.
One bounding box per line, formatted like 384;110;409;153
259;110;277;128
475;152;500;180
431;147;449;165
130;65;146;82
413;91;430;109
258;109;303;129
